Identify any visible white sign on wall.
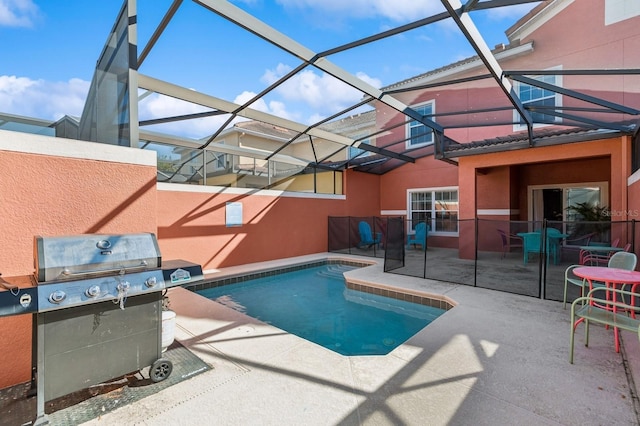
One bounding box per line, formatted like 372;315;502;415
226;202;243;227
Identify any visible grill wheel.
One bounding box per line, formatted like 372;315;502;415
150;358;173;382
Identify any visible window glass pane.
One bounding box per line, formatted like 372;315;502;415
528;98;557;123
205;151;227;171
436;211;458;232
348;138;371;159
411;212;430;230
518;75;558;125
408;103;434;147
566;188;602;221
409;190;457;233
434;190;458;231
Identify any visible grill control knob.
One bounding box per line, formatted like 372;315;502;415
85;285;101;298
49;290;66;304
145;276;157;288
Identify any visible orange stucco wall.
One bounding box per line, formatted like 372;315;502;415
460;138;628;216
380;156;458;209
476;166;510;211
0;141;158;390
457;137;631;258
156;170;380;271
474;157;611;216
516;157;610;217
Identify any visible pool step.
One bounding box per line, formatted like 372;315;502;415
316;265;354;279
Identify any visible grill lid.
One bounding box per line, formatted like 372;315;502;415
34;233;162;283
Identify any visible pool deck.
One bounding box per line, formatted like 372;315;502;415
82;253;640;425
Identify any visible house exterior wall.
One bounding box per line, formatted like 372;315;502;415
379;155;460;248
379;155;458;209
457;136;630;258
515;157;611;216
156;169;379;271
376;0;639;255
268;170;343;194
377;1;640;149
0;130;158;390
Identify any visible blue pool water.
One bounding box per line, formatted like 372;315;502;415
197;263;446;356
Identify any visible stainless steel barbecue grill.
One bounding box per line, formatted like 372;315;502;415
32;233;177;426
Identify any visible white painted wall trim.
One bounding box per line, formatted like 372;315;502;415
157;182;346;200
380;210;406;216
477;209;519;216
0;129;157;166
628;169;640;186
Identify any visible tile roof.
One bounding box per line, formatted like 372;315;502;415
319;110;376;133
443;123;637;156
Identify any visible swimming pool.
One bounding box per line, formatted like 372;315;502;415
194;262;448;356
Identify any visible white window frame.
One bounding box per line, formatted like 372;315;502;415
407;186;459;236
513;66;563;131
405;100;435;149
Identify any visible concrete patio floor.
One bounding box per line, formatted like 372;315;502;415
343;245;600;300
82;253;640;426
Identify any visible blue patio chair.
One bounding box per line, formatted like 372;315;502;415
522;229;563;265
546;228;564;264
357;221;381;249
522;232;542;265
407;222;429;250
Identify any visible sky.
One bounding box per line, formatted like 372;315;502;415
0;0;541;139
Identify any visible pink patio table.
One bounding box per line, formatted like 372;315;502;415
573;266;640;353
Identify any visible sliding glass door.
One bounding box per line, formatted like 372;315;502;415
529;182;607;230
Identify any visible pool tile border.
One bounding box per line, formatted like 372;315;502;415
344;281;454;311
186;258;454;311
186;259;366;292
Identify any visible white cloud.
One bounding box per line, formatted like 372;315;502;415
0;75;88;119
0;0;39;27
275;0;444;22
484;2;543;20
136;89;300;138
355;72;382;89
261;63;381;118
234;90;297;121
138;92;229;138
260;63;292;86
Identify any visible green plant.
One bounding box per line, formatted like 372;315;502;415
566;202;610;241
566;202;610;222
